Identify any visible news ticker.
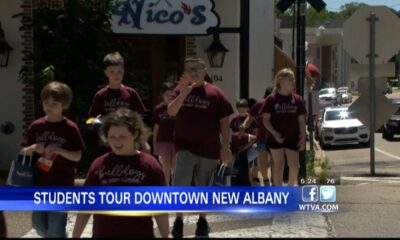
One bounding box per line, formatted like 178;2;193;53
0;186;338;214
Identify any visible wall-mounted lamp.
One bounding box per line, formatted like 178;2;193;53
205;33;229;68
0;22;14;67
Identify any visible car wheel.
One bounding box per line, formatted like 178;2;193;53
383;127;394;141
361;140;370;148
320;137;328;150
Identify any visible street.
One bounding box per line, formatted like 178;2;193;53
321;92;400;237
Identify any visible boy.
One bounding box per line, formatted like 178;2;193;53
230;99;258;185
87;52;148;153
88;51;146;117
168;58;233;238
21;81;85;238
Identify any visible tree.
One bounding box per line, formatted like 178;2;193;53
15;0;116;121
13;0;138;175
306;8;337;27
337;2;368;19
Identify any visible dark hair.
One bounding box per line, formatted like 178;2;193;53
264;86;274;98
248;98;257;109
101;108;149;147
104;51;124;68
40;81;73;109
160;82;174;95
236;99;249;109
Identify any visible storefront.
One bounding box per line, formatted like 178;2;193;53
0;0;275;171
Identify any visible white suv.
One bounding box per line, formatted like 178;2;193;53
316;107;370;149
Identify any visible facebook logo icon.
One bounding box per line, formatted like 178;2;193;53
302;186;318;203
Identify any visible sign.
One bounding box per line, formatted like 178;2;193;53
111;0;220;35
348;78;397;130
343;6;400;64
349;63;396;84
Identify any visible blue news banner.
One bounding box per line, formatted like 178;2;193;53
0;186;338;213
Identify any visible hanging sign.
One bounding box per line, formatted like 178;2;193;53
112;0;220;35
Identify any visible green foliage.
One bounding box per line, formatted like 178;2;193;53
277;1;396;27
13;0;136;175
306;150;316;177
13;0;124;122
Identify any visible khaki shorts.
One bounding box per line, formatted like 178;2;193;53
172;150;219;186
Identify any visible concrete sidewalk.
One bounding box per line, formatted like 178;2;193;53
22;212;335;238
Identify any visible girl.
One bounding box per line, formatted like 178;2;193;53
261;69;306;186
73;108;169;238
152;82;176;185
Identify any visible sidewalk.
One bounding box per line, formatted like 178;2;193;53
22;212;335;238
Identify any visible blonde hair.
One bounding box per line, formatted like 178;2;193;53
274;68;295;90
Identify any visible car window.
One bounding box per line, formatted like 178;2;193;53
319;89;329;95
325;110;354;121
395;107;400;115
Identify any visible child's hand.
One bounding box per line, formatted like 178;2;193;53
179;74;195;97
45;145;62;156
220;145;233;164
297;135;306;151
272;131;285;144
21;143;44;156
21;146;35;156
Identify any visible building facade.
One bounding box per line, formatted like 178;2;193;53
0;0;275;171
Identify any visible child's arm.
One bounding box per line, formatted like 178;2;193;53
21;143;45;156
152;124;159;154
220;116;233;164
72;213;91;238
45;145;82;162
237;134;257;154
155;214;170;238
167;75;194;116
262;113;284;143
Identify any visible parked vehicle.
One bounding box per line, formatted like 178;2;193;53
316;107;370;149
336;87;352;104
382;100;400;141
319;88;337;102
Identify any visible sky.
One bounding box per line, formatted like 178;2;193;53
324;0;400;12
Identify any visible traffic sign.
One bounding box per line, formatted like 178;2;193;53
348;78;397;130
343;6;400;64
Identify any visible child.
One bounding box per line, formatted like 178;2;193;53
21;81;85;238
87;51;149;154
243;87;274;186
88;51;146;118
168;58;233;238
152;82;176;186
230;99;258;185
72;108;169;238
262;68;306;186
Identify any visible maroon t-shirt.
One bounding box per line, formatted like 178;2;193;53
249;100;267;143
261;92;306;144
152;103;175;142
230;115;257;135
88;85;146;117
21;117;85;186
170;83;234;159
85;151;165;238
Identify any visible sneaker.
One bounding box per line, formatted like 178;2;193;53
172;217;184;238
195;217;210;238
